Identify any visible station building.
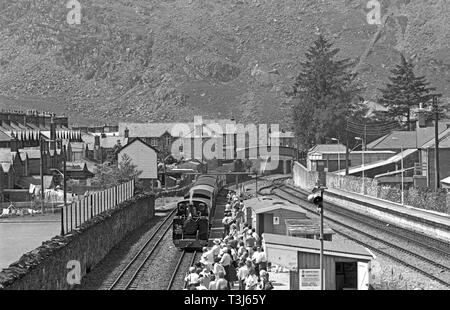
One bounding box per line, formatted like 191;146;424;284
244;196;308;237
263;233;374;290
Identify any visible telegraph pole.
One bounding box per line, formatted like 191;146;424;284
39;136;45;213
345;120;349;175
434;96;440;191
62;145;67;236
319;186;324;291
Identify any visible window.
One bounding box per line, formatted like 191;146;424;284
151;138;158;146
165;136;171;146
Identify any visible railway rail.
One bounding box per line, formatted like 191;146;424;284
266;181;450;288
167;250;199;290
106;208;177;290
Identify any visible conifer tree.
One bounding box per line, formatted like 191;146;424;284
291;35;361;150
378;54;441;129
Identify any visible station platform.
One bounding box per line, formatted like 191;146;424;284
321;186;450;242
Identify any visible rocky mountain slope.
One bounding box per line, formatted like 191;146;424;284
0;0;449;126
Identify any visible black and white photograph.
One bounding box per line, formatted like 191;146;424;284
0;0;449;295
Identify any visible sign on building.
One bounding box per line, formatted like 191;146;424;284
265;246;297;271
299;269;324;290
273;216;280;225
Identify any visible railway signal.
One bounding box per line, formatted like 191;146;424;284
308;181;327;290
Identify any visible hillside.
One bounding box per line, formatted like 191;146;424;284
0;0;449;126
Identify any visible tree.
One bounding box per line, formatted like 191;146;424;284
291;35;361;150
91;154;142;189
117;154;143;184
378;53;441;130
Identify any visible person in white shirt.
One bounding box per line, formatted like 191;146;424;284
185;267;199;285
251;228;260;245
245;268;259;290
213;257;226;277
196;276;209;290
212;239;221;258
252;246;268;275
200;247;214;271
237;260;250;290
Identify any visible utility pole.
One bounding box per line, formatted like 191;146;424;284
345;120;349;175
62;145;67;236
39;136;45;213
319;186;324;291
434;96;440;191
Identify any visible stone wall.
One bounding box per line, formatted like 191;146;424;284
293;162;318;190
325;172;449;214
0;193;155;290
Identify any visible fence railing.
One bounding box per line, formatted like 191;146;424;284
61;180;135;235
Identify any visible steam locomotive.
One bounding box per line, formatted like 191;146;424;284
172;174;225;249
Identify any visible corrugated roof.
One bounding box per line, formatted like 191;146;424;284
441;176;450;185
337;148;418;175
263;233;373;259
309;144;347;154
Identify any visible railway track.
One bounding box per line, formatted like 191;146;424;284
106;209;176;290
167;250;199;290
280;185;450;257
268;182;450;288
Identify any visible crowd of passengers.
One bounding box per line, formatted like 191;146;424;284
184;191;274;290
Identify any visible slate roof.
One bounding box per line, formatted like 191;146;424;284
119;122;187;138
309;144;347;154
19;148;41;159
0;149;13;162
0;128;11;141
366;125;448;150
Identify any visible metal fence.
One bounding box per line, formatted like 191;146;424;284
61;180;135;235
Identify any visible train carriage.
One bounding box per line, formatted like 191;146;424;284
173;174;223;249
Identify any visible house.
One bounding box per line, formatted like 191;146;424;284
269;130;295;148
365;125;448;151
307;144;347;172
417;127;450;189
340;124;450;188
119;122;183;157
118;117;240;162
64;162;95;184
118;138;159;191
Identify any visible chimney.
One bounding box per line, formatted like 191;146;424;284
94;135;101;162
50;116;56;151
124;127;129;138
10;134;19;152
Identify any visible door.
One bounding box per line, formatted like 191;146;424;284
357;262;369;290
258;214;265;237
264;213;274;235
